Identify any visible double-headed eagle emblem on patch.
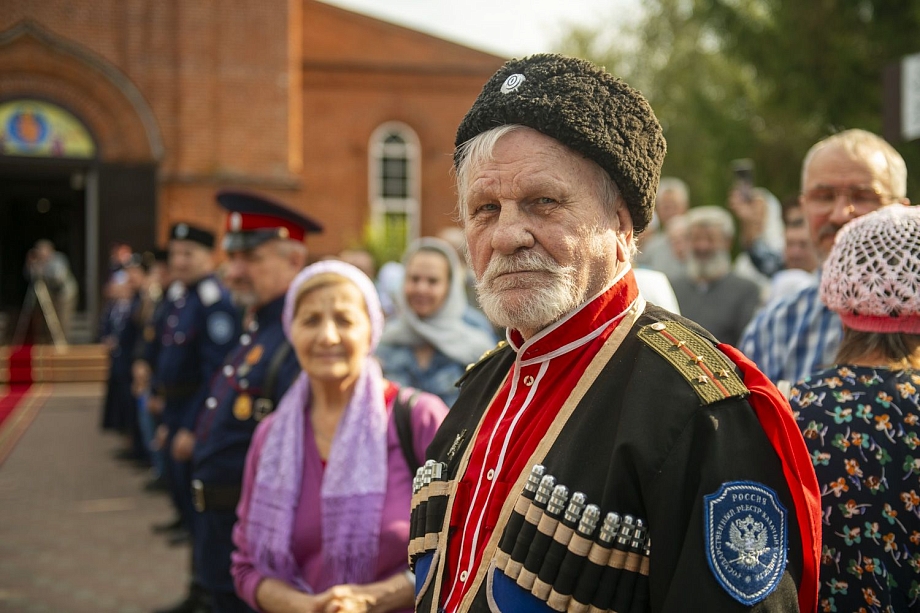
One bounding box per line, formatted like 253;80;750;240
704;481;787;606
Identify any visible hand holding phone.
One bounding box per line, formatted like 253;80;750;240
730;158;755;203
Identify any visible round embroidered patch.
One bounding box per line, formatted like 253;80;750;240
500;73;526;94
704;481;787;606
198;279;221;306
207;311;234;345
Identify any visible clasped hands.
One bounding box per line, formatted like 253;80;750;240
307;585;377;613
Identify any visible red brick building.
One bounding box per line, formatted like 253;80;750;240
0;0;503;331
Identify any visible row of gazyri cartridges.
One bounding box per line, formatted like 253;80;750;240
409;462;651;613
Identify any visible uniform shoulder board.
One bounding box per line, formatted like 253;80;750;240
637;321;748;405
198;279;221;307
454;340;509;388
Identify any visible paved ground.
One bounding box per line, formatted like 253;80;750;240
0;383;189;613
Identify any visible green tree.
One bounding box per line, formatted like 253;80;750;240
558;0;920;214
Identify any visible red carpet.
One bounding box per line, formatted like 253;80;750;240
0;384;33;428
0;345;45;465
1;345;33;428
6;344;34;385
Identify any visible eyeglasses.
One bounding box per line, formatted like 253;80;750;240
801;186;893;213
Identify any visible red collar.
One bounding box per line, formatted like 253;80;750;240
507;269;640;362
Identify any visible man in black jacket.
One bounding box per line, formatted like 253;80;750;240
409;54;821;613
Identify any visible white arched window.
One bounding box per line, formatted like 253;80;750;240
369;122;420;253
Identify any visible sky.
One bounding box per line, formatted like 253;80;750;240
320;0;642;58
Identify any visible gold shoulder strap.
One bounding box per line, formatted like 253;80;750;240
455;340;509;387
637;321;748;405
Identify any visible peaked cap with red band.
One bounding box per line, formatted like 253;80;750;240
216;190;323;252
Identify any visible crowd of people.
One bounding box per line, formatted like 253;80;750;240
81;52;920;613
96;193;468;613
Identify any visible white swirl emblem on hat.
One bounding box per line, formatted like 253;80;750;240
230;213;242;231
500;73;526;94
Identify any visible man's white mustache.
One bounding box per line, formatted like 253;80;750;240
480;252;565;284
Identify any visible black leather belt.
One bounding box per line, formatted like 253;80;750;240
191;480;242;513
157;383;199;400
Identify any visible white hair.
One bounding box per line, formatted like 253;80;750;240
656;177;689;204
802;129;907;198
684;206;735;240
273;239;308;262
454;124;623;221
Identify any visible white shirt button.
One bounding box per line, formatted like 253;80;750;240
223;365;234;377
459;570;469;582
206;397;217;409
523;375;535;386
486;469;495;481
240;334;251;346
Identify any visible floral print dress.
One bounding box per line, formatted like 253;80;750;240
792;366;920;613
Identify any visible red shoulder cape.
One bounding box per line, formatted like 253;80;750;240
719;343;820;613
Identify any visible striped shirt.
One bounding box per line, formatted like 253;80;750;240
738;281;842;386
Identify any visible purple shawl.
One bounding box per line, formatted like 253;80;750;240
244;260;386;592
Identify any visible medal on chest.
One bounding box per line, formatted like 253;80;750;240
246;344;264;365
233;393;253;420
238;345;263;378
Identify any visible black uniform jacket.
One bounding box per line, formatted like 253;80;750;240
412;304;812;613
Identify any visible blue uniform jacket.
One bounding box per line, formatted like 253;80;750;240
153;275;238;432
105;293;142;378
144;282;181;376
192;295;300;485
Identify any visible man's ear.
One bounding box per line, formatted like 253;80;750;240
615;205;634;263
615;202;634;233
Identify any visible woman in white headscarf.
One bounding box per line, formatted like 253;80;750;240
376;237;497;407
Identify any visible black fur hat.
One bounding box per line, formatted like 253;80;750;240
454;54;666;232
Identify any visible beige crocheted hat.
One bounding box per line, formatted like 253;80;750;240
820;205;920;334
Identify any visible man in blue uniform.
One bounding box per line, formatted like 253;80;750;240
191;191;322;613
151;223;238;613
133;248;171;492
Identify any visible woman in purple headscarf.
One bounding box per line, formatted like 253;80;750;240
231;261;448;613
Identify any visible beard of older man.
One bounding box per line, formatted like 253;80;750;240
472;229;611;333
686;250;732;283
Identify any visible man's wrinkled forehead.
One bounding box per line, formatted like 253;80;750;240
464;129;609;193
465;173;571;207
804;142;890;187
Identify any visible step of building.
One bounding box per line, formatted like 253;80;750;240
0;311;95;346
0;345;110;384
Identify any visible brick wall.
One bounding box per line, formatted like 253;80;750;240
299;0;503;257
1;0;504;259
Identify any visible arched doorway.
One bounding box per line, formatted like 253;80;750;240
0;22;163;343
0;99;94;343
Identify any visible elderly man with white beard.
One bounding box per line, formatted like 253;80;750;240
407;54;820;613
670;206;762;346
